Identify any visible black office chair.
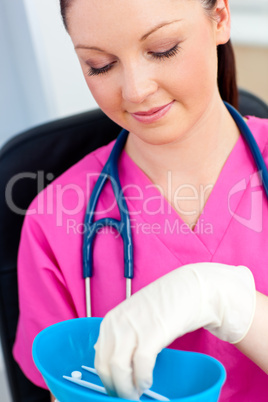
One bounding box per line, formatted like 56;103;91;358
0;89;268;402
0;108;121;402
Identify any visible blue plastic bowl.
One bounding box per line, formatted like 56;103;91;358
32;318;226;402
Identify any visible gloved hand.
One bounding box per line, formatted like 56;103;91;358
94;263;256;400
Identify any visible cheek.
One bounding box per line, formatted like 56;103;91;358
167;30;217;102
85;77;121;113
191;24;218;82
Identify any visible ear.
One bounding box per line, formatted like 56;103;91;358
214;0;231;45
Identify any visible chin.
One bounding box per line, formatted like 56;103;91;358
131;125;186;147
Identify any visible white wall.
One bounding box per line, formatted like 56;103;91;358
231;0;268;11
0;0;48;147
0;338;12;402
23;0;97;120
230;2;268;47
0;0;97;149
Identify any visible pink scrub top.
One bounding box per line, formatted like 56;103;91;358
13;116;268;401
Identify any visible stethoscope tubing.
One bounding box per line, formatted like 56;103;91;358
83;102;268;317
83;129;132;317
226;103;268;199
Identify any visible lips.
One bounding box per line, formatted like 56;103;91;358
130;100;174;124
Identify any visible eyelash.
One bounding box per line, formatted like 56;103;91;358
87;62;115;77
87;44;180;77
150;44;180;60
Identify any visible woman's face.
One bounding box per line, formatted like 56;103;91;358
67;0;230;145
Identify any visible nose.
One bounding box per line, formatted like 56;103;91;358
121;62;158;104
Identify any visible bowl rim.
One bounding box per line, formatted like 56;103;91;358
32;317;226;401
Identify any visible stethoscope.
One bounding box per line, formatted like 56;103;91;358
83;102;268;317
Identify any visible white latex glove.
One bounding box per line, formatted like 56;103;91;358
94;263;256;400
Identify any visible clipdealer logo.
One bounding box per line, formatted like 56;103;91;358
228;171;263;232
4;170;266;233
66;217;214;236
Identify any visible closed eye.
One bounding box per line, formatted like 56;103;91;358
86;43;180;77
150;43;181;60
87;61;117;77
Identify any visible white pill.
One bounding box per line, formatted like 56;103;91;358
71;371;82;380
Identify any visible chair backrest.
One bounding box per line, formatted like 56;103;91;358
0;108;120;402
0;90;268;402
238;88;268;118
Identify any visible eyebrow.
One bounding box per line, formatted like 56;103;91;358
75;19;183;51
140;19;183;41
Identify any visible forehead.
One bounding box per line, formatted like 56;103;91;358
67;0;203;42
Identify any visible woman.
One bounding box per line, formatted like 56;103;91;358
13;0;268;400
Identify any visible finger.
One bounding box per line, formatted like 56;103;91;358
132;350;156;395
110;360;140;400
109;320;140;400
95;310;139;399
95;371;117;398
94;317;117;395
